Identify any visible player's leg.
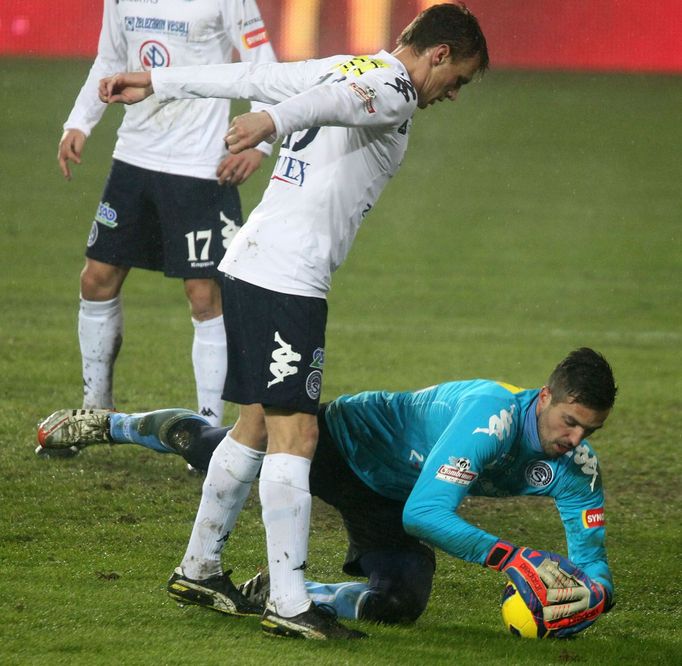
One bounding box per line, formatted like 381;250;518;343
79;160;163;411
157;173;243;428
166;274;271;615
217;278;361;638
259;409;317;619
79;258;127;410
36;407;225;468
168;403;267;616
185;277;225;426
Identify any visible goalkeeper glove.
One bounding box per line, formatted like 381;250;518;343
486;540;608;637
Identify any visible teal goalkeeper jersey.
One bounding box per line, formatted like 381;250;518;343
324;380;612;595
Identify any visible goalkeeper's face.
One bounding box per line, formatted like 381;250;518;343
536;387;610;458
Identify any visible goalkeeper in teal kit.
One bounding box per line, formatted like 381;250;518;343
38;347;616;637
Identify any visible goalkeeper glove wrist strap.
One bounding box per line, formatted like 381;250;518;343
485;539;517;571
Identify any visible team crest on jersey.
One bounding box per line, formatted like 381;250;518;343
95;201;118;228
305;371;322;400
525;461;554;488
139;40;171;69
87;221;99;248
267;332;301;388
473;405;516;442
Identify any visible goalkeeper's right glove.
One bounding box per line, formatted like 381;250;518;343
485;540;608;637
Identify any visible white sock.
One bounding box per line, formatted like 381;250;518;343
260;453;312;617
180;431;264;580
79;296;122;409
192;315;227;426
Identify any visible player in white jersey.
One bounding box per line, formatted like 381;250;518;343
100;3;489;639
55;0;276;430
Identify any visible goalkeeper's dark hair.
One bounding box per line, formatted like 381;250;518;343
398;2;489;76
548;348;617;411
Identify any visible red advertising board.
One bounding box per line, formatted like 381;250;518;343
1;0;680;72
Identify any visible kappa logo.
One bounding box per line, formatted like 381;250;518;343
267;332;301;388
384;76;416;102
220;212;240;249
582;507;605;529
525;461;554;488
473;405;516;442
572;444;599;492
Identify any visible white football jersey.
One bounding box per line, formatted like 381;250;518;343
153;51;417;297
63;0;276;179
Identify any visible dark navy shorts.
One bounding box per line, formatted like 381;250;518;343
221;276;328;414
85;159;243;278
311;407;436;577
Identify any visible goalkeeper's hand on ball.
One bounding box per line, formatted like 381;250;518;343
486;540;609;637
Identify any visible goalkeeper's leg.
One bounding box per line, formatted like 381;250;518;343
304;551;434;624
109;410;226;471
37;407;226;471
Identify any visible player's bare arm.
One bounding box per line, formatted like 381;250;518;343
57;129;86;180
224;112;275;154
99;72;154;105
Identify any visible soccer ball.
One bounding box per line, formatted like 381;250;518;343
500;582;552;639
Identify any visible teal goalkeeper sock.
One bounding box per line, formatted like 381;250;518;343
108;413;175;453
305;581;371;620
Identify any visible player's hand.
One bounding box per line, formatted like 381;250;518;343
486;541;608;637
224;112;275;155
217;148;265;185
57;129;87;180
99;72;153;105
542;560;609;638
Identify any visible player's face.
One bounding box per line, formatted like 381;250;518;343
417;52;481;109
536;387;610;458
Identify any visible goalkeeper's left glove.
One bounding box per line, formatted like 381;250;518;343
486;540;609;638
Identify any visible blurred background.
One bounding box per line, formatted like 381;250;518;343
2;0;681;72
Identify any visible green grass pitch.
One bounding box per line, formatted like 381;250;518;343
0;59;680;664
